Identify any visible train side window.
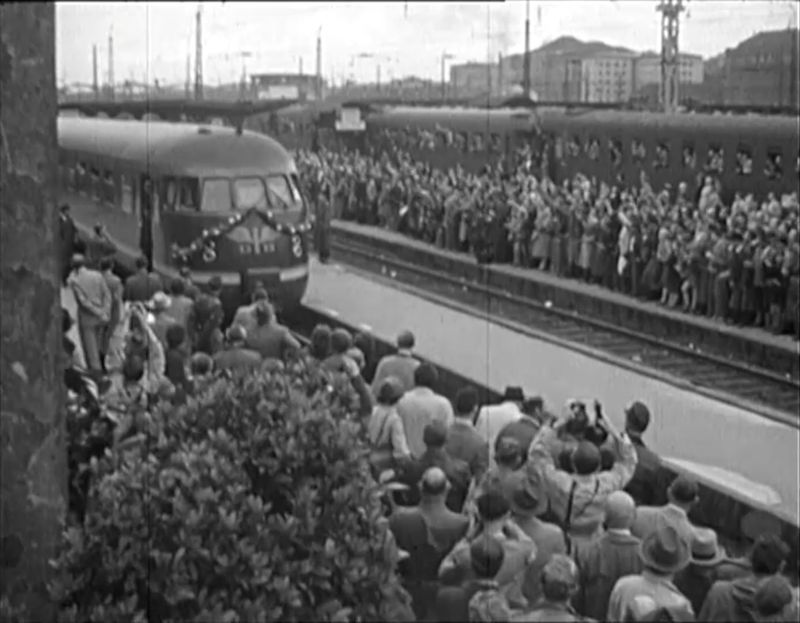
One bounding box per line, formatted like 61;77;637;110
121;175;134;215
567;136;581;158
631;139;646;164
608;139;623;167
489;133;502;153
735;146;753;176
469;133;485;152
90;167;102;201
682;143;696;170
653;143;669;169
103;170;116;206
455;132;467;151
706;145;724;174
163;178;178;211
234;177;268;210
266;175;301;212
554;136;564;162
765;150;783;180
586;138;600;161
201;178;232;212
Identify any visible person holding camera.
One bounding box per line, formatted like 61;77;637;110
526;400;638;559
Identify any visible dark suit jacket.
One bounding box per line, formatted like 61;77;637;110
624;435;667;506
445;419;489;480
575;530;643;620
497;416;541;459
123;271;163;303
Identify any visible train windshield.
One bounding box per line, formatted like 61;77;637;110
266;174;302;212
233;177;268;211
201;178;232;212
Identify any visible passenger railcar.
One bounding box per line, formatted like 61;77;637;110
57;116;311;312
357;105;798;202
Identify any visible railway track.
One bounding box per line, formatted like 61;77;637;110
329;239;800;421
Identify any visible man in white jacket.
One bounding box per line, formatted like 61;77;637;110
475;386;525;468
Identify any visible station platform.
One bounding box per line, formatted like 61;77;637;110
303;257;799;528
330;220;800;380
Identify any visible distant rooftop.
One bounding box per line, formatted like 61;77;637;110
729;28;799;54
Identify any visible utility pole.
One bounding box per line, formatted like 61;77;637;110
523;0;531;96
185;53;191;99
194;4;203;100
108;29;115;100
657;0;685;113
299;56;303;75
92;44;99;100
316;27;323;100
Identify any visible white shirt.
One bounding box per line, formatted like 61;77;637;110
396;387;455;459
475;401;523;466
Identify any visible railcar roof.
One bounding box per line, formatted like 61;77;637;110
367;106;539;131
57;116;297;177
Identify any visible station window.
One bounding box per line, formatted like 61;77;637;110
682;143;696;170
631;139;646;164
706;145;724;174
586;138;600;161
765;150;783;180
201;178;232;213
234;177;268;211
608;139;623;167
266;175;301;212
567;136;581;158
735;146;753;176
653;143;670;169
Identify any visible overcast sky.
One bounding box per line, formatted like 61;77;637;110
57;1;798;87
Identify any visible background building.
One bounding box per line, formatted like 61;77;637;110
449;62;496;98
250;73;321;101
634;51;704;90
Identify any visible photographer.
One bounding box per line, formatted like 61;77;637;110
526;400;638;558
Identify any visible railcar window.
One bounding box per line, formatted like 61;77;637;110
121;175;134;215
567;136;581;158
735;146;753;176
201;179;232;212
654;143;669;169
179;178;200;210
103;171;115;205
631;140;646;164
469;133;485;152
586;138;600;161
608;139;623;167
266;175;301;211
765;150;783;180
234;177;268;210
489;133;502;153
554;136;565;162
682;144;696;170
706;145;724;174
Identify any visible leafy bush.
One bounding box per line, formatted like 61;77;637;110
52;361;412;622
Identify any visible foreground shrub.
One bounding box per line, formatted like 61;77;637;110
52;362;412;622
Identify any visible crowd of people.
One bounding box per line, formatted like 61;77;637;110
296;143;800;339
60;223;799;621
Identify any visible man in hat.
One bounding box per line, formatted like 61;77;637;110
212;325;262;373
673;527;748;614
631;475;700;549
699;534;790;622
508;478;568;607
68;254;112;375
445;386;489;482
575;491;642;620
189;276;225;356
372;330;420;395
231;286;271;336
245;300;300;362
606;524;694;622
622;401;667;506
123;256;163;303
475;386;525;468
512;555;588;622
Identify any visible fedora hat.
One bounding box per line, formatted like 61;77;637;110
503;386;525;403
639;524;691;574
690;528;725;567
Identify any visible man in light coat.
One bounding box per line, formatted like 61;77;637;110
474;386;525;468
396;363;453;459
372;330;420;394
68;254;112;375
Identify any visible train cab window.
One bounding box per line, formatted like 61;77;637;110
653;143;670;169
567;136;581;158
200;179;233;213
682;144;696;170
631;140;646;164
266;175;302;212
765;150;783;180
586;138;600;161
706;145;724;174
234;177;268;211
608;139;623;167
178;178;200;210
735;146;753;176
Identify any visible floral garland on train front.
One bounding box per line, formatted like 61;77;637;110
171;208;314;265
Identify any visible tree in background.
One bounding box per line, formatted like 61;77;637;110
0;3;65;622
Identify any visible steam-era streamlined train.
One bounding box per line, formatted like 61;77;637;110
272;102;800;203
57;115;311;312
